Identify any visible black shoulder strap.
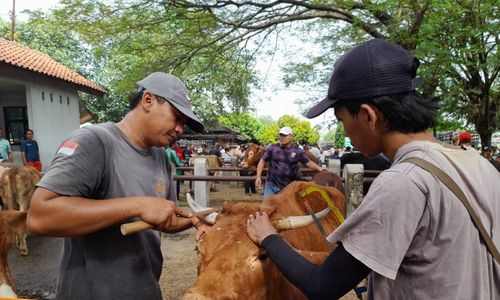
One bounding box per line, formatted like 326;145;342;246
402;157;500;264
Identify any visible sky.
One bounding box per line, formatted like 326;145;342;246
0;0;336;133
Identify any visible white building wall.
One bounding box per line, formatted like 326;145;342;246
26;83;80;171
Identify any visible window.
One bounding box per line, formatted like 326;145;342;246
3;107;28;145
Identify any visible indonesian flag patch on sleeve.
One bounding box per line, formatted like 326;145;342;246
57;141;79;156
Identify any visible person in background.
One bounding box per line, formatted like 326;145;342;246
200;144;210;155
21;129;42;172
166;141;184;200
330;149;341;160
458;131;473;150
189;144;196;155
209;144;222;157
247;39;499;299
0;128;13;162
221;147;233;164
308;144;324;165
175;142;185;162
255;126;324;202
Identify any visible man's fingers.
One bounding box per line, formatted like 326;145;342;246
175;207;192;218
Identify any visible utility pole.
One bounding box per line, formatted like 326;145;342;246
10;0;16;41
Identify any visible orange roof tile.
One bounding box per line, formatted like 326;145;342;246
0;38;105;94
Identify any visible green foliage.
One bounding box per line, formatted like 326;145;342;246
277;115;320;145
321;129;336;144
218;112;264;142
258;123;281;145
49;0;258;124
334;123;345;149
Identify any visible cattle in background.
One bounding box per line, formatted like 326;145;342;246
240;143;320;170
188;155;224;191
183;181;357;299
0;163;41;256
0;210;27;298
312;170;344;194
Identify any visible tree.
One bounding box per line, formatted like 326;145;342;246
218;112;264;142
159;0;498;147
320;129;336;150
334;122;346;150
45;0;259;124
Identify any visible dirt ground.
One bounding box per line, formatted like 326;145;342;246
9;182;263;300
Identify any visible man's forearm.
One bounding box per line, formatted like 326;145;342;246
256;159;265;177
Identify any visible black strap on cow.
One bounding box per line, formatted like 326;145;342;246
402;157;500;264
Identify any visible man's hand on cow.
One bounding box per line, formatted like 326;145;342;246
192;216;211;240
246;211;277;245
255;176;262;189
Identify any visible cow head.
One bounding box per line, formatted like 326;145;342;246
240;144;265;169
183;181;345;299
312;171;344;194
0;210;27;298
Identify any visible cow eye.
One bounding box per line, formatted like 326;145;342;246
257;252;268;261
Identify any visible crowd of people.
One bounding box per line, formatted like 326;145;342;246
21;38;499;300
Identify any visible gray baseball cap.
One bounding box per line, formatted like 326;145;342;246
137;72;204;132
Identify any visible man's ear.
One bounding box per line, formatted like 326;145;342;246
359;104;379;130
140;92;155;112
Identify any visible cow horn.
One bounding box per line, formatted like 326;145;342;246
273;207;331;230
186;193;218;224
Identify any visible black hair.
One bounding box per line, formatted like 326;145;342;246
334;91;439;134
129;90;145;111
25;128;34;135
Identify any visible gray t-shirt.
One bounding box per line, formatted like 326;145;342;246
38;123;176;300
328;141;500;299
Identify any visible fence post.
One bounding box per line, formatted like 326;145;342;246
194;157;210;207
327;159;341;176
343;164;364;216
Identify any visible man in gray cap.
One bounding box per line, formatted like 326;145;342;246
28;72;207;300
247;39;499;299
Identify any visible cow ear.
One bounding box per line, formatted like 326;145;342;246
2;211;27;228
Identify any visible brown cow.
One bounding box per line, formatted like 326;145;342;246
0;210;27;298
241;143;320;169
0;163;41;256
183;181;355;299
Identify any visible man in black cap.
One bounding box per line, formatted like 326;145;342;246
247;39;500;299
28;72;207;300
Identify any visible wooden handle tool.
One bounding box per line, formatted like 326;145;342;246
120;208;219;236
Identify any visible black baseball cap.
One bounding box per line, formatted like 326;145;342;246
307;39;421;118
137;72;204;132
